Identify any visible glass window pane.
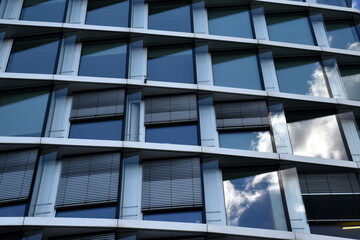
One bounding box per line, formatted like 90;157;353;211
148;47;195;84
20;0;67;23
219;131;273;152
223;170;287;230
56;206;116;219
212;52;263;90
267;14;315;45
325;21;360;51
6;36;61;74
69;119;123;141
146;124;199;145
208;8;254;38
0;89;49;137
310;222;360;239
275;59;330;97
78;41;127;78
144;210;203;223
286;113;349;160
148;1;192;32
339;66;360;101
0;203;27;217
86;0;129;27
317;0;348;7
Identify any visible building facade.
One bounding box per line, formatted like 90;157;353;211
0;0;360;239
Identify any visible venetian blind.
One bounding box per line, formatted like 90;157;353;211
145;94;198;124
142;157;202;210
56;152;120;207
70;89;125;120
215;100;269;129
0;149;38;202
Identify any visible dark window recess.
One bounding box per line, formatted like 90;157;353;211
148;0;192;33
20;0;68;23
144;94;199;145
54;232;116;240
310;222;360;240
6;36;61;74
142;157;203;223
0;149;38;217
86;0;129;27
55;152;121;218
69;89;125;141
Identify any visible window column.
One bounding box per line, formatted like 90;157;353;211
0;0;23;20
66;0;87;24
251;4;269;40
259;50;280;92
198;96;218;147
310;12;329;47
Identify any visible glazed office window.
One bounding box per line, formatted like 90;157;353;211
147;46;195;84
207;7;254;38
6;36;61;74
86;0;129;27
212;52;263;90
0;149;38;217
299;171;360;239
20;0;68;22
339;65;360;101
148;0;192;33
285;110;349;160
215;101;273;152
317;0;349;7
69;89;125;141
56;232;116;240
55;152;121;218
0;88;49;137
142;157;203;223
325;20;360;51
144;94;199;145
266;13;316;45
222;168;288;230
78;41;127;78
274;58;330;97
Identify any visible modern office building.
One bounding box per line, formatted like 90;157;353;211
0;0;360;239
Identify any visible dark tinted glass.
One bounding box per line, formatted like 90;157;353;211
144;210;203;223
148;1;192;32
86;0;129;27
212;52;263;90
0;203;27;217
6;36;60;74
56;206;116;218
20;0;67;22
146;124;198;145
78;41;127;78
317;0;348;7
208;8;254;38
310;223;360;239
147;47;195;84
339;67;360;101
275;59;330;97
222;170;287;230
69;119;123;140
219;130;273;152
0;89;49;137
267;14;315;45
325;21;360;51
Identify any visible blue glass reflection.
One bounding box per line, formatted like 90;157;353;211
148;1;192;32
144;210;203;223
223;171;287;230
56;206;116;219
0;90;49;137
20;0;68;23
69;119;123;141
212;53;263;90
86;0;129;27
267;14;315;45
0;203;27;217
148;47;195;84
208;8;254;38
317;0;348;7
325;21;360;51
6;37;60;74
339;67;360;101
146;124;198;145
79;41;127;78
275;59;330;97
219;131;273;152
